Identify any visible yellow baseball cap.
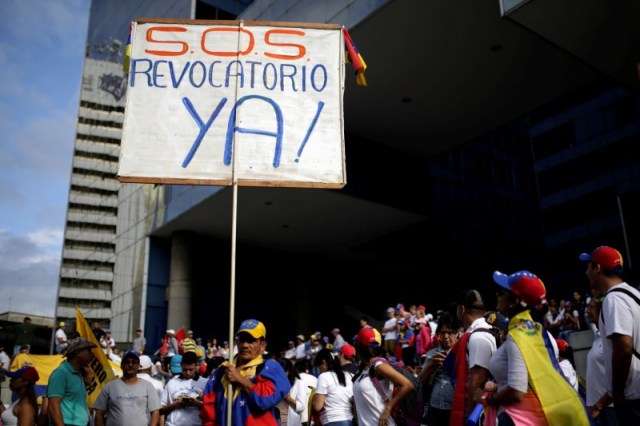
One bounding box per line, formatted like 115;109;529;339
236;319;266;339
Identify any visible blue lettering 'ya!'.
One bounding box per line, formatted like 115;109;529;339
181;97;228;168
224;95;283;168
180;96;325;170
296;101;324;162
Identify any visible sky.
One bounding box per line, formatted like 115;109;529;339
0;0;91;318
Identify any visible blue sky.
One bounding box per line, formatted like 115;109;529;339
0;0;90;318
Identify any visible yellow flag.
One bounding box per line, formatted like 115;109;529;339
75;307;116;407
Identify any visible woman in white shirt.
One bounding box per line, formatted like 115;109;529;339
556;338;578;391
278;358;310;426
312;348;354;426
352;327;414;426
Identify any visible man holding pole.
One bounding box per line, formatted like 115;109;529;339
200;319;290;426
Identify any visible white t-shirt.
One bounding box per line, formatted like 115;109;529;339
558;359;578;390
295;343;307;361
0;351;10;369
353;360;396;426
138;372;164;400
489;335;528;393
161;375;208;426
383;318;397;340
285;377;310;426
55;328;68;352
490;330;561;394
586;330;609;406
299;371;318;390
466;317;497;370
600;283;640;399
315;371;354;424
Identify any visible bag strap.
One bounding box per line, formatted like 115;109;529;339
600;287;640;359
369;358;390;403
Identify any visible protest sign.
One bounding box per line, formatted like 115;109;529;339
118;19;346;188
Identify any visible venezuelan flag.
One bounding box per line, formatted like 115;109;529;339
342;27;367;87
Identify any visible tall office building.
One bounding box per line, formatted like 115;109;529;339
56;0;241;340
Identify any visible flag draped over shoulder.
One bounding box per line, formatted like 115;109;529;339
342;27;367;87
75;307;116;407
509;310;592;425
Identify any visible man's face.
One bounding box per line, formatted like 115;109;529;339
235;332;265;364
121;357;140;378
181;363;198;379
76;347;95;366
585;262;600;292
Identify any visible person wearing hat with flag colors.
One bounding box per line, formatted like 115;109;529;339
472;270;591;425
0;366;39;425
352;326;415;426
580;245;640;423
200;319;290;426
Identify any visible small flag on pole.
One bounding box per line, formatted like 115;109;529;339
123;23;132;73
342;27;367;87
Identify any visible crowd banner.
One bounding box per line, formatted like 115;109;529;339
75;307;116;406
117;19;346;188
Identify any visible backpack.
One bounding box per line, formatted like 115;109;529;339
470;326;504;350
368;358;423;426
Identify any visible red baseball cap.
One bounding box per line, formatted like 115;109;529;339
339;343;356;359
356;326;382;348
5;366;39;384
493;270;546;307
556;338;569;353
579;246;623;271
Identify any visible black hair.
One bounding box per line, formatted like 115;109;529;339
594;262;624;278
314;348;346;386
203;356;226;378
436;312;457;334
182;351;198;365
458;289;485;311
277;358;300;386
559;345;576;369
353;344;385;382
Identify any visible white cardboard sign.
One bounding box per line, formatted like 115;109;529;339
118;19;346;188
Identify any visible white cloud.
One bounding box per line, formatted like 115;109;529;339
0;1;89;319
28;227;64;249
0;228;60;317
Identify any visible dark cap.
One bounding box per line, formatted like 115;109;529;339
65;337;97;356
484;311;509;332
122;350;140;362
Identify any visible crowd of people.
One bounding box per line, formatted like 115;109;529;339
0;244;638;425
